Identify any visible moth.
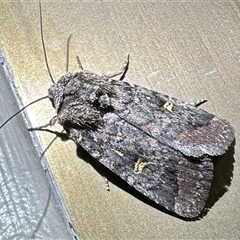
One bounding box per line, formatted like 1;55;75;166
46;67;234;219
1;3;235;219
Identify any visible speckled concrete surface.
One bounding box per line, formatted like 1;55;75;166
0;1;239;239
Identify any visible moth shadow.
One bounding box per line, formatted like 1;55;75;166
76;142;235;221
199;140;235;218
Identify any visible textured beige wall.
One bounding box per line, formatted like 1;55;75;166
1;1;239;239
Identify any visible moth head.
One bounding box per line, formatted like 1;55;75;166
48;71;79;112
48;83;64;113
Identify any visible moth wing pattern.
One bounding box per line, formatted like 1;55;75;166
68;115;213;218
106;78;234;158
48;70;235;218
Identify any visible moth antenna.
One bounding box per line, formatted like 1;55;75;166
39;1;55;84
66;34;72;72
0;96;48;129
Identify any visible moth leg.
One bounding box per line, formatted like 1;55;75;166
76;56;83;70
28;116;57;131
193;98;207;107
28;122;51;131
93;161;110;191
102;176;110;191
106;54;130;80
28;128;67;140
